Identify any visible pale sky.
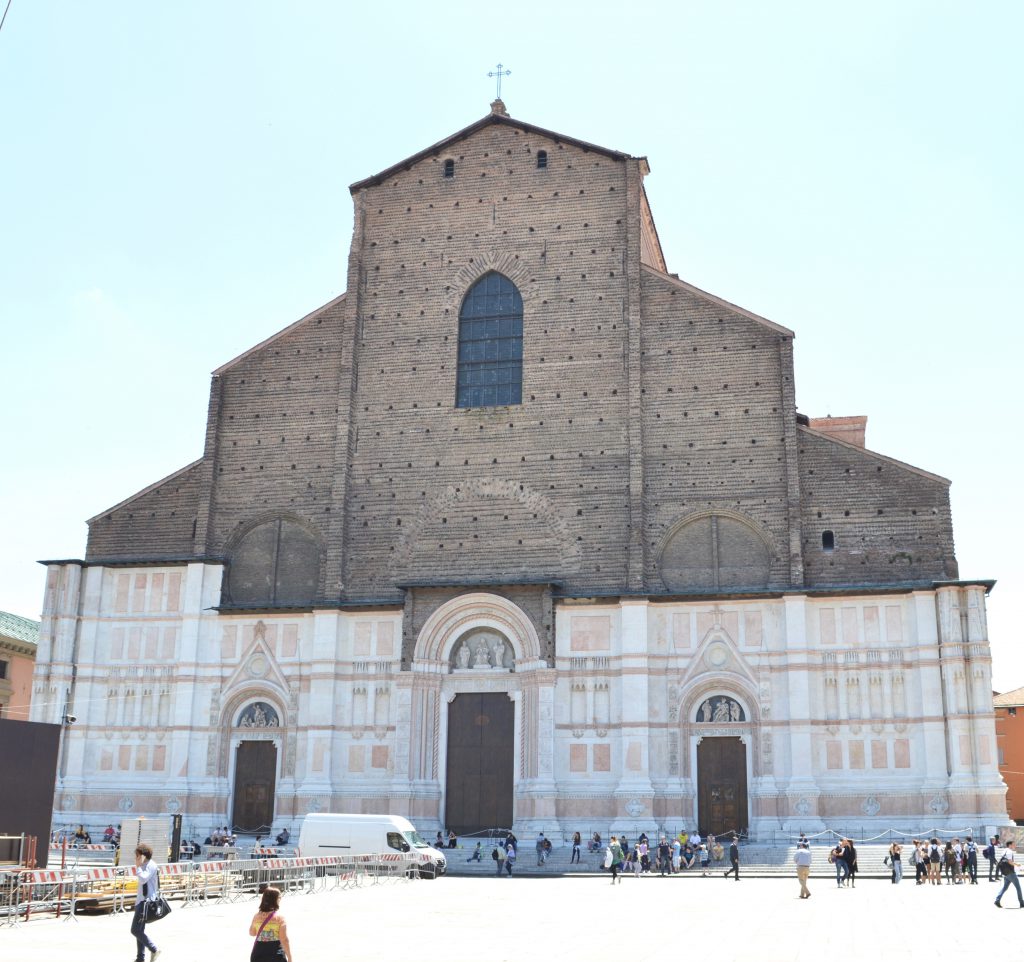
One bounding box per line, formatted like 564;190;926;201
1;1;1021;686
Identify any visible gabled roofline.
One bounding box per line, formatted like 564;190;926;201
994;686;1024;708
349;112;632;194
797;424;951;486
212;292;347;375
86;459;205;524
640;264;796;337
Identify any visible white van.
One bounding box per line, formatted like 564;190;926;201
297;813;447;878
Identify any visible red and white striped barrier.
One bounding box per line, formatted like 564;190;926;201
0;852;423;924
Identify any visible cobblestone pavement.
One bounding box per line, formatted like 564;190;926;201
3;874;1019;961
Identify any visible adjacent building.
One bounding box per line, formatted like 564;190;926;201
995;687;1024;824
31;102;1007;838
0;611;38;720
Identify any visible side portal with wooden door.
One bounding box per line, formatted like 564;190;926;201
232;741;277;834
697;736;748;837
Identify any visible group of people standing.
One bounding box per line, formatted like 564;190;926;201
895;837;980;885
601;831;735;883
491;832;519;875
800;833;1021;910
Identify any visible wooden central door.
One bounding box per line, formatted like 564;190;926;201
444;692;514;836
231;741;277;833
697;737;748;837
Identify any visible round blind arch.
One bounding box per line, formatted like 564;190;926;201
225;518;321;606
660;513;772;592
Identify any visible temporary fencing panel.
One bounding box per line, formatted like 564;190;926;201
0;853;420;924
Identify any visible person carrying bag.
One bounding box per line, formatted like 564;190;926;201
249;885;293;961
130;844;163;962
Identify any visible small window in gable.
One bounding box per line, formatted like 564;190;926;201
443;158;455;179
536;150;548;170
822;530;835;552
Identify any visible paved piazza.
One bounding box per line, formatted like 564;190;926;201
4;873;1020;961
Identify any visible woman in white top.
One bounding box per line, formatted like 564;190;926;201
131;843;161;962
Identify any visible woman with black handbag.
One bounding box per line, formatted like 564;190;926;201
131;844;161;962
249;886;293;961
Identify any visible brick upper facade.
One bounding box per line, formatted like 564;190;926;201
82;105;957;600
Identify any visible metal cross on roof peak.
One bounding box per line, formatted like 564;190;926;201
487;63;511;100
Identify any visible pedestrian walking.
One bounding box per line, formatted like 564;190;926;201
831;841;848;887
493;844;505;876
994;840;1024;908
571;831;581;864
536;832;546;866
505;839;516;876
794;842;812;899
843;839;858;888
927;838;942;885
249;885;293;962
130;844;161;962
985;835;1000;882
607;836;624;884
965;836;979;884
699;843;711;876
910;840;926;884
723;836;740;880
888;842;902;884
658;838;671;876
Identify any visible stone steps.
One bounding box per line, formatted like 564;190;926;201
445;843;921;879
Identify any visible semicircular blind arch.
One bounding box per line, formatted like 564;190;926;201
660;514;770;591
225;519;320;606
456;272;523;408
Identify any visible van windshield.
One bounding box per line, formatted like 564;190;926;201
404;831;427;848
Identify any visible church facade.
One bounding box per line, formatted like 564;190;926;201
32;102;1007;839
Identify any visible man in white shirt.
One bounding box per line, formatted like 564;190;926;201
994;839;1023;909
131;844;162;962
794;842;813;899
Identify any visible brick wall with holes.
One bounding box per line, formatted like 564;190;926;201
341;122;639;598
638;271;796;589
797;427;957;585
85;117;958;600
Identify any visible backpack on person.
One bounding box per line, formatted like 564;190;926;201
983;843;995;860
998;857;1014;877
491;848;499;860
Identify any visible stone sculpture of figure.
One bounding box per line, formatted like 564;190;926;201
699;699;712;723
252;705;268;727
456;641;471;669
712;699;731;723
472;638;490;667
729;700;741;722
490;636;506;668
239;713;253;728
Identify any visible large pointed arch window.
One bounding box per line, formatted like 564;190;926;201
456;272;523;408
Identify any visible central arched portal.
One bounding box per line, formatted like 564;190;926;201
412;591;552;837
444;692;514;835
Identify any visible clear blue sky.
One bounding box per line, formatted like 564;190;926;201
2;1;1021;685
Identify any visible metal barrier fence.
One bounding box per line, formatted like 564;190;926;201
0;852;430;926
